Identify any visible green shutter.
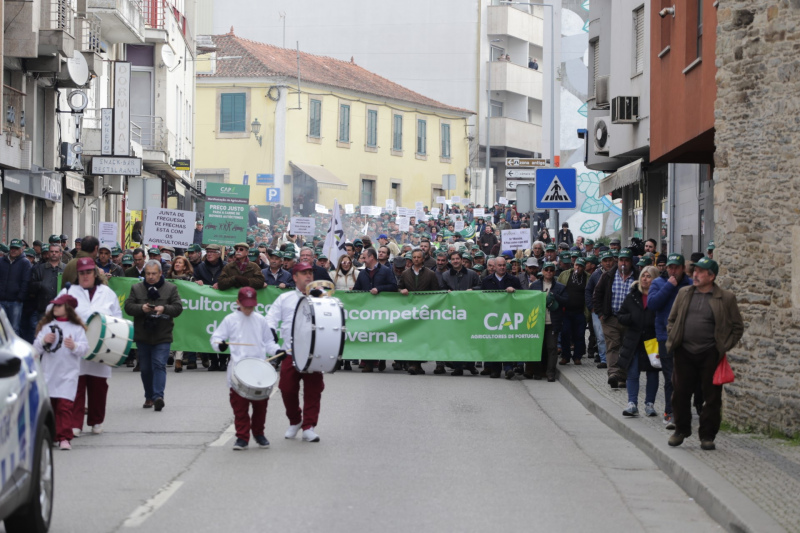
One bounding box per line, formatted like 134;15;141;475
441;123;451;158
417;119;426;154
339;104;350;142
220;93;246;132
393;115;402;151
310;99;321;137
367;109;377;147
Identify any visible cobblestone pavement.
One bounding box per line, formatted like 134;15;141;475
561;359;800;533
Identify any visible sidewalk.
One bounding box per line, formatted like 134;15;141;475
557;361;800;533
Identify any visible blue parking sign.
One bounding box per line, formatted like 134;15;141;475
535;168;577;209
266;187;281;203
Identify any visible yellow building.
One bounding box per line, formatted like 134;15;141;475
194;32;473;213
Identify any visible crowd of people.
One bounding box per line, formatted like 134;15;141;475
0;200;743;451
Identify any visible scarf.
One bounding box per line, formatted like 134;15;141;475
144;276;165;301
237;258;250;274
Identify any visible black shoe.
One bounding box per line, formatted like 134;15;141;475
547;376;556;382
233;438;248;451
187;363;197;370
344;361;352;371
133;363;140;372
533;375;543;381
167;357;174;367
126;358;135;368
504;369;515;380
668;432;688;447
700;440;716;451
153;398;165;412
597;362;608;369
174;360;183;373
201;355;210;368
465;364;478;375
255;435;270;448
608;377;617;388
480;368;492;376
451;368;464;376
433;364;446;375
594;356;601;363
523;373;533;379
392;362;402;370
219;362;228;372
362;363;374;373
514;365;524;374
378;360;386;372
490;371;501;379
208;363;219;372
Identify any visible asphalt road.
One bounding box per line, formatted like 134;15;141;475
19;362;721;533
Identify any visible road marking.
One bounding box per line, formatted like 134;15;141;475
209;387;279;447
122;480;184;528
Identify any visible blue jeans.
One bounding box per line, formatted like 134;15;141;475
560;311;586;361
137;342;171;401
626;349;660;405
0;301;23;336
591;313;607;363
659;340;673;414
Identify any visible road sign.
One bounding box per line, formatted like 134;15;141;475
266;187;281;203
535;168;577;209
505;168;536;178
506;158;547;168
256;173;274;185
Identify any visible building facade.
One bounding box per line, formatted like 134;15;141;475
194;33;472;213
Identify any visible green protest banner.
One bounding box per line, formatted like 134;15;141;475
202;182;250;245
109;278;544;362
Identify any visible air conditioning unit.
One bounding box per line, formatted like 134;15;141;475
611;96;639;124
195;179;206;194
596;76;610;107
593;117;609;155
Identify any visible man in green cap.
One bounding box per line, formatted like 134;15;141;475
122;253;134;268
97;243;125;277
544;243;558;264
217;243;265;293
556;257;590;365
0;239;32;335
186;243;203;269
666;257;743;451
706;240;715;260
526;262;567;381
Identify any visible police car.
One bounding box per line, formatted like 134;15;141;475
0;308;55;533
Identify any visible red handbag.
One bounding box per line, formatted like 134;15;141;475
713;354;735;385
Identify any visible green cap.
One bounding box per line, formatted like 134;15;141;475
24;247;35;256
112;247;123;255
148;247;160;255
542;261;556;270
122;253;134;265
575;258;586;267
693;256;719;276
585;239;595;246
600;251;614;261
570;251;580;258
9;239;23;249
187;244;202;253
472;245;480;250
472;264;485;272
666;253;685;267
559;252;571;262
41;244;50;252
618;248;633;259
707;240;715;250
318;254;327;260
585;255;599;265
248;249;258;259
246;236;255;244
475;251;486;258
545;244;556;251
49;234;61;244
462;253;472;260
637;256;653;267
404;253;412;260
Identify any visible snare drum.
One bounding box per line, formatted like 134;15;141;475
85;313;134;367
231;359;277;401
291;296;346;373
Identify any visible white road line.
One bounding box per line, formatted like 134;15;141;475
209;387;279;447
122;480;184;528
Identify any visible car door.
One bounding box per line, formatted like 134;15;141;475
0;317;24;508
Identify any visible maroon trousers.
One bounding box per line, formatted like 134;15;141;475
229;389;268;442
71;375;108;430
51;398;75;442
279;357;324;430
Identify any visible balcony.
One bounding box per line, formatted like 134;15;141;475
39;0;76;58
490;60;543;100
487;5;543;45
4;0;39;58
132;115;179;174
75;14;104;76
86;0;145;44
489;117;542;153
1;86;33;170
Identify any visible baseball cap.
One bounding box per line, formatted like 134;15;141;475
585;255;600;265
461;253;472;260
618;248;633;259
542;261;556;270
59;234;68;241
148;247;160;256
585;239;595;246
9;239;23;249
525;257;540;268
600;251;614;261
637;257;652;267
112;247;122;256
473;264;485;272
707;240;716;250
610;238;621;245
24;248;35;257
122;254;134;265
248;249;258;260
187;244;202;253
559;252;571;262
318;254;327;260
291;262;314;275
267;248;280;257
76;257;95;271
575;258;586;267
570;251;580;258
665;253;685;267
49;234;61;244
41;244;50;252
50;294;79;308
353;239;363;245
475;251;486;258
98;243;112;252
237;287;258;307
693;256;719;276
378;234;388;240
0;244;8;254
545;244;556;251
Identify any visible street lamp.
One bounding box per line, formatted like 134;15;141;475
500;1;557;227
251;117;262;146
485;38;503;207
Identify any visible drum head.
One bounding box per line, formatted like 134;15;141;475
291;297;314;371
85;313;105;358
234;359;278;389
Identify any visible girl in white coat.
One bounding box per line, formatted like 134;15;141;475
34;294;88;450
55;257;123;437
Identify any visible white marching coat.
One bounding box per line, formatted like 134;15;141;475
54;284;123;379
33;320;88;400
210;310;271;389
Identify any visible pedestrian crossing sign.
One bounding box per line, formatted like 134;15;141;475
535;168;577;209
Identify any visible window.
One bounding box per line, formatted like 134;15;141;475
361;178;375;206
392;114;403;151
490;45;505;62
416;119;427;155
338;103;350;143
440;123;451;159
220;93;246;132
696;0;703;59
309;99;321;138
366;109;378;148
490;100;504;117
591;39;600;97
633;6;645;75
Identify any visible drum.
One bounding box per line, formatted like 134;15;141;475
84;313;134;367
231;359;278;401
291;296;346;373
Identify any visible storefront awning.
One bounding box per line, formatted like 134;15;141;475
289;162;348;190
599;158;643;196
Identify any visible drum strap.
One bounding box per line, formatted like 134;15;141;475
270;328;279;343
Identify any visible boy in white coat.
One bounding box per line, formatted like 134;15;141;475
211;287;272;451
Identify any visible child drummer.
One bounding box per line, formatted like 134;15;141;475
33;295;89;451
210;287;272;451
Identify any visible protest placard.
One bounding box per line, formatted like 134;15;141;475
290;217;315;236
502;228;531;250
99;222;118;249
144;208;196;247
345;204;354;214
397;216;410;232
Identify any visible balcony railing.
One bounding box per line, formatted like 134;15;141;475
76;13;103;53
142;0;165;29
44;0;75;34
131;115;167;152
3;86;27;141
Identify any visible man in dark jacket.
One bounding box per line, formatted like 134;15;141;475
262;248;293;288
556;258;589;365
399;249;445;375
481;256;522;379
299;247;332;282
125;248;147;278
353;248;397;373
194;244;226;287
124;260;183;411
0;239;32;335
528;261;567;381
586;252;615;369
96;243;125;278
28;242;66;336
218;243;265;291
593;248;638;388
441;251;480;291
478;226;498;256
193;221;204;245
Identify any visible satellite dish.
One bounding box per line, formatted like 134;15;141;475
66;51;90;86
161;46;178;69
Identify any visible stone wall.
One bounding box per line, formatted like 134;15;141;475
714;0;800;435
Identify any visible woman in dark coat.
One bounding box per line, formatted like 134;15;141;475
617;265;661;417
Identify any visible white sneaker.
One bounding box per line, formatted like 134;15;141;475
284;423;302;439
91;424;103;435
302;428;320;442
72;428;81;438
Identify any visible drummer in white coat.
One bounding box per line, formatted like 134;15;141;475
33;294;89;450
54;257;122;437
210;287;273;451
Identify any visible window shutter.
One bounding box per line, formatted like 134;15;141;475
441;124;450;158
220;94;232;132
393;115;402;150
233;93;246;131
635;7;644;74
309;99;321;137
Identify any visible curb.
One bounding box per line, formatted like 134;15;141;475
556;367;786;533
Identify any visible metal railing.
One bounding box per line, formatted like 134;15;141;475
76;13;103;54
142;0;165;29
44;0;75;34
131;115;167;152
3;85;26;140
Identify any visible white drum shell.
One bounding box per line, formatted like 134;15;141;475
231;359;278;401
291;297;345;373
85;312;133;367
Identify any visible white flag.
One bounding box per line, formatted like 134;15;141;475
323;199;347;267
361;221;369;235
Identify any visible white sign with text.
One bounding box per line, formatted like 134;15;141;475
502;229;531;250
144;208;195;248
99;222;118;249
290;217;315;236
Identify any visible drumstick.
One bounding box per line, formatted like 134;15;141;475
266;353;288;362
226;342;255;346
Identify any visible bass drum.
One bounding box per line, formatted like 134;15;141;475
291;296;345;373
84;312;134;367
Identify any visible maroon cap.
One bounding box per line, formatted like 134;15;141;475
76;257;96;272
50;294;79;309
237;287;258;307
291;262;314;275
